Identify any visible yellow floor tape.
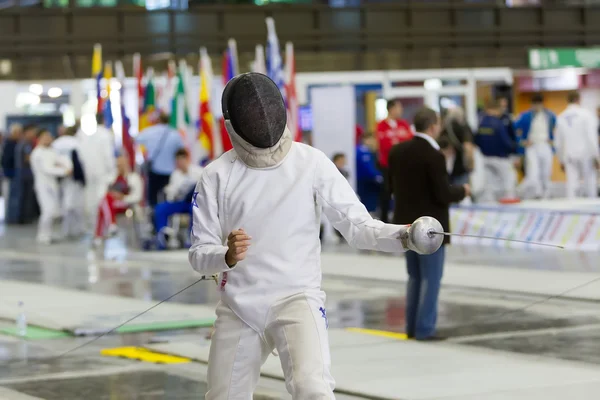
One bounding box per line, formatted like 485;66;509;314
101;346;191;364
346;328;408;340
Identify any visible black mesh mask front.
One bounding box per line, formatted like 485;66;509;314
222;73;287;149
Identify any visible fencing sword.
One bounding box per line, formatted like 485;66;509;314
429;231;565;249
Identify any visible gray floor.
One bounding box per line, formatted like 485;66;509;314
1;223;600;399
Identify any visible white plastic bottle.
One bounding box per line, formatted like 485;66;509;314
16;301;27;337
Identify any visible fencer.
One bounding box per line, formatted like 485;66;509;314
78;114;116;234
30;130;73;244
189;73;444;400
555;92;600;198
52;127;86;237
514;93;557;199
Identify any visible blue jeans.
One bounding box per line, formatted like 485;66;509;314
405;246;445;339
153;200;191;233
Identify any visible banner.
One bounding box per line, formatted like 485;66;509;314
529;48;600;69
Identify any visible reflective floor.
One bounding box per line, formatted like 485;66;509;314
1;223;600;399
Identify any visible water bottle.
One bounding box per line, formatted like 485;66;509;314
16;301;27;337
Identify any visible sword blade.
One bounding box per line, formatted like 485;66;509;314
430;231;564;249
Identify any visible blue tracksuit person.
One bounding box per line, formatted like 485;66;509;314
356;134;382;213
475;103;517;202
514;94;556;199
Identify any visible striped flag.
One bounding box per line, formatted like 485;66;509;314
133;53;145;132
170;60;192;152
92;44;103;115
219;39;239;153
285;42;301;142
102;61;114;129
139;67;157;132
198;47;219;164
266;17;286;104
115;60;135;170
251;44;267;74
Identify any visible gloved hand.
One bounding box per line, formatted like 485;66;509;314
397;216;444;255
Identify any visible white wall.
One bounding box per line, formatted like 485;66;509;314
580;88;600;113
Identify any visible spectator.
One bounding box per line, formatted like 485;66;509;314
475;99;518;202
332;153;348;179
94;154;143;246
1;124;23;220
439;107;474;186
30;129;72;244
388;106;468;341
514;93;556;199
135;113;184;207
153;149;204;250
498;96;517;144
376;98;413;222
11;125;38;224
356;133;382;213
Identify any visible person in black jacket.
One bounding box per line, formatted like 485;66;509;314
388;107;469;341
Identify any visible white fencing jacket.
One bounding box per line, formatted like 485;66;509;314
555;104;600;163
189;139;409;334
30;146;72;189
164;164;204;202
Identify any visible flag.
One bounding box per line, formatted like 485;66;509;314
133;53;145;132
198;47;218;163
158;60;176;114
92;44;103;115
285;42;301;142
170;60;191;152
115;60;135;170
251;44;267;74
266;18;286;103
103;61;114;129
219;39;239;153
139;67;157;132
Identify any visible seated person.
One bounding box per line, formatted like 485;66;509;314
95;154;143;243
153;148;203;248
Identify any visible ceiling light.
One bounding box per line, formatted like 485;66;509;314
29;84;43;96
48;87;63;98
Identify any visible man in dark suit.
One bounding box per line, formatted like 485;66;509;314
389;107;469;341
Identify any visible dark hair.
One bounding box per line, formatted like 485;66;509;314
23;124;36;132
332;153;346;163
65;126;77;136
36;129;50;138
413;107;438;133
175;148;189;158
437;135;451;150
531;93;544;104
387;98;401;111
567;91;580;103
361;132;375;141
159;113;170;124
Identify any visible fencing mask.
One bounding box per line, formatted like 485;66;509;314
222;72;287;149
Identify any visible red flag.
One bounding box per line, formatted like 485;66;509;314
220;49;234;152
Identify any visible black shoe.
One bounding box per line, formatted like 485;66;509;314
416;335;447;342
406;334;415;339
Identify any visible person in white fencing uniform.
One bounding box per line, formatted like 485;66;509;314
189;73;444;400
52;126;85;237
78;114;116;234
515;93;557;199
30;130;73;244
555;92;600;198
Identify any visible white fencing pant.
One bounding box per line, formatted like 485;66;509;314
206;293;335;400
564;158;598;199
34;183;60;241
84;178;108;234
1;178;10;219
61;178;85;237
480;156;516;202
519;142;553;199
